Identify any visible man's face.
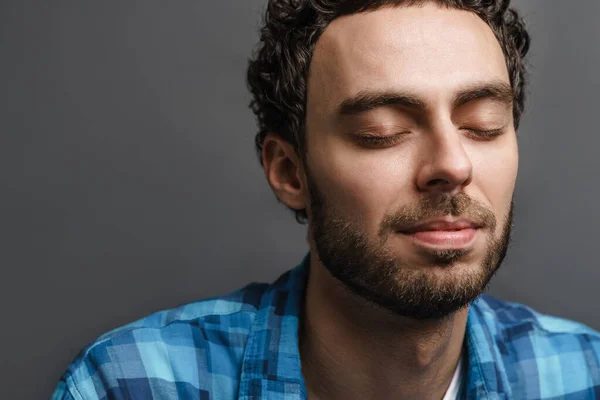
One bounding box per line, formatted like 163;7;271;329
303;4;518;319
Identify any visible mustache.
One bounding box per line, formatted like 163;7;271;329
380;192;497;235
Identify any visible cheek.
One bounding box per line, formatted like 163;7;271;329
468;137;518;227
310;141;415;230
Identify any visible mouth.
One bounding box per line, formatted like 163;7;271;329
397;219;483;250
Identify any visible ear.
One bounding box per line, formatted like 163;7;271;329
262;134;307;212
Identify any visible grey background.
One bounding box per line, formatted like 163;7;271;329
1;1;598;398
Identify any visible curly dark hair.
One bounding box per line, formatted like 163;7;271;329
247;0;531;223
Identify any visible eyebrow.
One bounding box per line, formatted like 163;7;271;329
452;81;514;108
338;91;427;116
337;81;514;117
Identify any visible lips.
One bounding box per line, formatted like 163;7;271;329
400;219;482;234
398;218;483;249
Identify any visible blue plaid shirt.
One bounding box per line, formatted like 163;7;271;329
52;256;600;399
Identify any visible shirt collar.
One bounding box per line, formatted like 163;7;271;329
238;255;511;400
237;255;309;399
464;297;513;399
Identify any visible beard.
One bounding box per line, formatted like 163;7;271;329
307;172;513;320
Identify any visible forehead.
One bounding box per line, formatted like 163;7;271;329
307;3;510;115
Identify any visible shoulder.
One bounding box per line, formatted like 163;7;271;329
52;282;269;400
470;294;600;397
473;294;600;338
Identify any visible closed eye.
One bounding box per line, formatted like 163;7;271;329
463;128;504;141
355;134;405;148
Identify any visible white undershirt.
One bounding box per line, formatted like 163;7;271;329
441;354;463;400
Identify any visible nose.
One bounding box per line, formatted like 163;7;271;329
416;128;473;194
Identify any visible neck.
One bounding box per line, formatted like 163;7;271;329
300;254;467;400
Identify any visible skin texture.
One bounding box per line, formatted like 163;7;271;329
262;3;518;400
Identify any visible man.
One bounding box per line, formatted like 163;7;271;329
52;0;600;399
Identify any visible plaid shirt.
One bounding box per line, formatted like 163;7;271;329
52;256;600;399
